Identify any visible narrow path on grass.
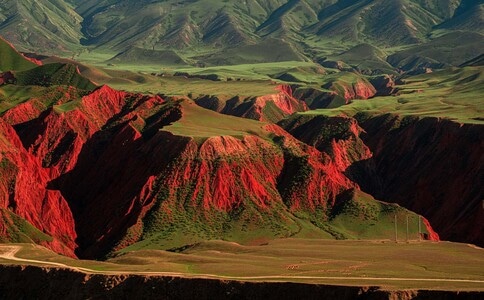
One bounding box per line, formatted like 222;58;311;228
1;245;483;285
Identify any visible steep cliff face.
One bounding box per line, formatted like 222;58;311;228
279;110;484;245
195;85;308;122
0;118;77;257
281;111;482;245
0;85;169;257
354;114;483;246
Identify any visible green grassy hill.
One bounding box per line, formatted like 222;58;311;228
326;44;395;74
437;0;484;31
15;63;97;90
298;66;484;124
0;38;37;72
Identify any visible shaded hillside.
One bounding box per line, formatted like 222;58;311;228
289;72;377;110
437;0;484;32
354;114;484;246
108;47;189;66
326;44;395;75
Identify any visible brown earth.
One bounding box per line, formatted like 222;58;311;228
0;264;480;300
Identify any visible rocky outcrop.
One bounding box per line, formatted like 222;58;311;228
0;85;168;257
369;75;396;96
195;85;308;122
279;114;372;171
0;265;480;300
322;78;376;103
292;75;377;109
0;118;77;257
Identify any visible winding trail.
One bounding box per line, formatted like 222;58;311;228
1;245;483;285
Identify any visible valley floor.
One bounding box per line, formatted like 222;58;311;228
1;239;483;292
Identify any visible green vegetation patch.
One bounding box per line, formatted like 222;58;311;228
329;190;429;241
164;99;269;138
0;38;37;72
15;63;96;90
299;67;484;124
0;209;53;244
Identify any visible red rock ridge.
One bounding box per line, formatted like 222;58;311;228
264;124;355;210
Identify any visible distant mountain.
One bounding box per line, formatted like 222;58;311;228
388;32;484;71
0;0;82;52
0;0;483;67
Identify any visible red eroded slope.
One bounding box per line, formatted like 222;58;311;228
295;77;377;109
324;79;376;105
264;124;355;210
0;85;168;257
64;117;356;258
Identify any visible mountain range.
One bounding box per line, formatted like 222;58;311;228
0;0;483;69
